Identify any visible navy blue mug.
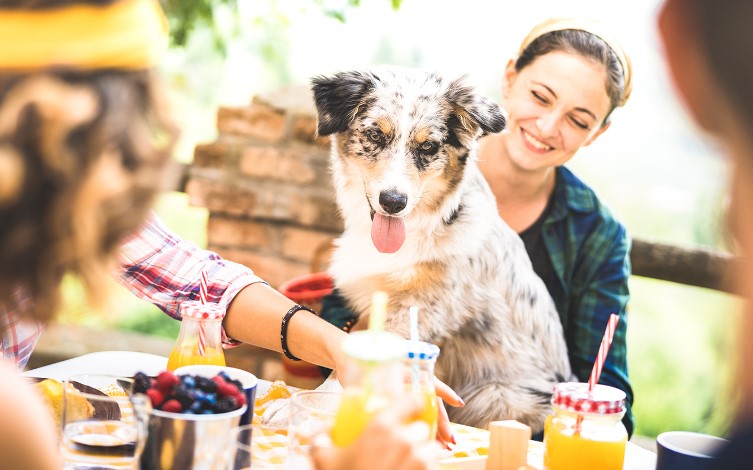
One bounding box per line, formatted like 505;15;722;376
656;431;727;470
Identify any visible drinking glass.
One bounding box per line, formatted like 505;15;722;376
288;390;343;470
227;423;288;470
61;374;149;470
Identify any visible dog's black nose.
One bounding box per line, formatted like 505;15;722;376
379;190;408;214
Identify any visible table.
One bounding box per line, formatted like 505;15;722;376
26;351;657;469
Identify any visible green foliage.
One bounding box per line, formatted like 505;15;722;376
163;0;239;52
162;0;403;52
628;277;738;438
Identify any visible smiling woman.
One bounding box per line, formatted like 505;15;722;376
476;18;635;438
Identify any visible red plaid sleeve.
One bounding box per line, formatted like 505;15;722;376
116;214;268;346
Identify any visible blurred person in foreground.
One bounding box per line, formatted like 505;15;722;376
659;0;753;462
0;0;444;468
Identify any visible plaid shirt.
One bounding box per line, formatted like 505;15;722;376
2;214;266;369
543;166;633;436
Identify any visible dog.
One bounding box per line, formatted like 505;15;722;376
311;67;573;433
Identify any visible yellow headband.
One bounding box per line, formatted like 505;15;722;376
518;17;633;107
0;0;168;71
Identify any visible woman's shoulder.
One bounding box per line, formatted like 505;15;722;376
556;166;626;232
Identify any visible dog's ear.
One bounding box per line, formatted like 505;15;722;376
311;71;377;136
445;75;507;135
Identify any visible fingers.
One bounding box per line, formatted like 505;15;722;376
433;376;464;407
373;420;441;470
435;396;455;448
372;394;423;425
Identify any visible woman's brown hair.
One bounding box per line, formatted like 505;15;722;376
516;29;628;124
0;67;177;323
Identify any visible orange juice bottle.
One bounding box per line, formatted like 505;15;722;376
543;382;628;470
166;301;226;371
330;329;406;447
404;340;440;441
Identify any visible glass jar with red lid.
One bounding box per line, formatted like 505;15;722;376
543;382;627;470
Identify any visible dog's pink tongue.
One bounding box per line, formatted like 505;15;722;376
371;214;406;253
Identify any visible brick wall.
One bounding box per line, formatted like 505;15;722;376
186;86;342;288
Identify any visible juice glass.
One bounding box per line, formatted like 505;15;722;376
166;301;226;371
543;382;627;470
330;330;406;447
403;340;440;441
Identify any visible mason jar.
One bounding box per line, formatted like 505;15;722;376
543;382;627;470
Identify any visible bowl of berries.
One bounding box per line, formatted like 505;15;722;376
134;370;249;470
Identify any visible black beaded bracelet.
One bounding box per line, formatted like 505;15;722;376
280;304;317;361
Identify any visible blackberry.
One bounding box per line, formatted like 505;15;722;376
195;376;217;394
213;397;236;414
218;371;232;382
133;372;151;394
173;384;197;408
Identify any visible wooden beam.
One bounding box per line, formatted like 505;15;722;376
630;238;738;294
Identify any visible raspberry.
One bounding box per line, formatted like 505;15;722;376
146;389;165;407
161;399;184;413
216;381;237;398
156;371;180;393
211;375;227;387
233;392;246;407
229;379;243;392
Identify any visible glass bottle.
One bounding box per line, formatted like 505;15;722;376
166;300;226;371
404;340;440;441
543;382;628;470
330;329;406;447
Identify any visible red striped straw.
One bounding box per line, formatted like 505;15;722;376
197;270;208;356
588;314;620;392
575;313;620;435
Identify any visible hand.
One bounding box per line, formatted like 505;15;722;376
433;376;463;448
311;397;443;470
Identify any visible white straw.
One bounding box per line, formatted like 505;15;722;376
409;306;419;343
409;306;420;392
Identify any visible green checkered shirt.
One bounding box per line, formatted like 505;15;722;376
541;166;633;436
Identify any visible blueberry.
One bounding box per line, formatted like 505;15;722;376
204;394;216;405
181;375;196;388
218;371;231;381
189;401;202;413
